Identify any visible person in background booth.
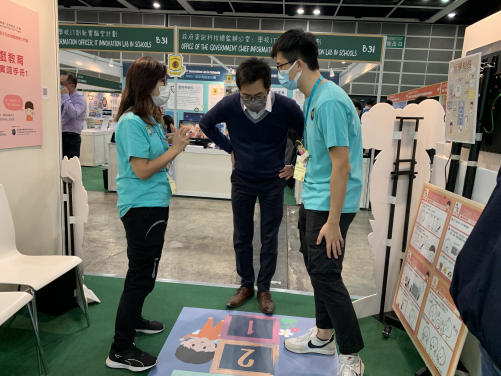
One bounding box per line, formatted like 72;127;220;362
362;98;376;116
385;99;393;106
106;57;191;373
272;29;365;375
162;114;177;134
352;99;363;119
60;72;86;159
199;57;304;315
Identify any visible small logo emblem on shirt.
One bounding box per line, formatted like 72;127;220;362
311;108;315;121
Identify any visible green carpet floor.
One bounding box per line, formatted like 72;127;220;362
0;275;424;376
82;166;108;192
82;166;298;205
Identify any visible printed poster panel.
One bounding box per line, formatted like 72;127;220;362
393;182;484;376
292;89;306;110
445;53;481;144
167;83;204;112
270;87;287;97
208;83;224;110
0;2;42;149
85;92;121;119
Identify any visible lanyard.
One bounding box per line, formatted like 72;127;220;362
152;125;168;152
303;76;323;149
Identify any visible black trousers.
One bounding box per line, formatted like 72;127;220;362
112;206;169;351
231;172;286;292
62;132;81;159
298;204;364;355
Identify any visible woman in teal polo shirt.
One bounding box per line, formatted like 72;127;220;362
106;57;190;373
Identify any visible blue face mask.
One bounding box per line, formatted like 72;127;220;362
278;61;302;90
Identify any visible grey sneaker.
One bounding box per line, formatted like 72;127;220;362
284;326;337;355
338;354;364;376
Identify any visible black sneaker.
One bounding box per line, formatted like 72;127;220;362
135;318;165;334
106;345;158;372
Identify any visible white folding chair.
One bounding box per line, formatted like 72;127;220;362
0;184;90;331
0;292;49;376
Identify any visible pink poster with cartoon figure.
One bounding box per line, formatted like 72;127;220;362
0;1;42;149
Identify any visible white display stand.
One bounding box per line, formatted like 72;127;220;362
353;100;445;319
175;147;232;199
107;142;118;192
80;129;114;167
60;157;96;306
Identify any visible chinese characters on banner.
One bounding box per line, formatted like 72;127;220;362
0;1;42;149
445;53;481;144
393;183;484;376
166;83;204;112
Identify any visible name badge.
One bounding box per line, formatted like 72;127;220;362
168;177;177;195
293;159;307;182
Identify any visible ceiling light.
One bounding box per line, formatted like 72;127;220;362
297;8;304;14
153;2;160;8
313;9;321;15
109;58;114;67
329;68;335;77
342;61;346;64
441;0;449;2
448;13;455;18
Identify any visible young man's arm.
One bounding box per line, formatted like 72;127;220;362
199;98;232;154
315;100;352;259
289;100;305;139
317;146;350;258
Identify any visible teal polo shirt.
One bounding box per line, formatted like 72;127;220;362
115;111;172;218
301;81;363;213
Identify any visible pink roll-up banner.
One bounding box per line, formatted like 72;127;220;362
0;1;42;149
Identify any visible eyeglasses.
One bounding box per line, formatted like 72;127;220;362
241;94;267;101
276;60;296;71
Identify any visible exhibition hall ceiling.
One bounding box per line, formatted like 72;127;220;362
58;0;500;25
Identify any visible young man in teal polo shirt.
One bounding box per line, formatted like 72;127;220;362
272;29;365;376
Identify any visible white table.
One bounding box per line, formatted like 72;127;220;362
80;129;114;167
107;142;118;192
174;147;232;199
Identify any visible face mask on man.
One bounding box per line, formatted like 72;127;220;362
151;85;171;106
278;61;302;90
242;96;267;114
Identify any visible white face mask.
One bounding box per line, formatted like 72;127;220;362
151;85;171;106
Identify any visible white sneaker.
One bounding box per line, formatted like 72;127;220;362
338;355;364;376
284;326;337;355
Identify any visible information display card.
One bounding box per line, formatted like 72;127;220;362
445;52;481;144
393;183;484;376
0;1;42;149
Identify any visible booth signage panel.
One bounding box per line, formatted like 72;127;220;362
386;35;405;49
178;28;383;63
387;82;445;103
60;70;122;91
393;183;484;376
58;24;174;53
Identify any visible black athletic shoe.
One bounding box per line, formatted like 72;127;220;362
106;345;158;372
135;318;165;334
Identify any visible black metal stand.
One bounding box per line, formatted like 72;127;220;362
62;177;75;256
445;142;462;193
463;56;498;199
376;116;423;338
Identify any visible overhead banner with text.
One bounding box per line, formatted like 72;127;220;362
58;24;174;53
178;28;383;63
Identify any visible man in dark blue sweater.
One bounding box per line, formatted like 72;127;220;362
200;58;304;314
451;167;501;375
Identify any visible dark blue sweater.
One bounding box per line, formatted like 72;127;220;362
199;93;304;180
450;167;501;368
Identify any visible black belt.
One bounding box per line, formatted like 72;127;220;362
62;132;80;136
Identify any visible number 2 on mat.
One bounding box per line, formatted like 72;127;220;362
237;349;255;368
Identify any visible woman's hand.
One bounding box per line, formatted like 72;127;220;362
171;125;191;154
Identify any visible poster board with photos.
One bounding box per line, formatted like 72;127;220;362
445;52;481;144
393;182;484;376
